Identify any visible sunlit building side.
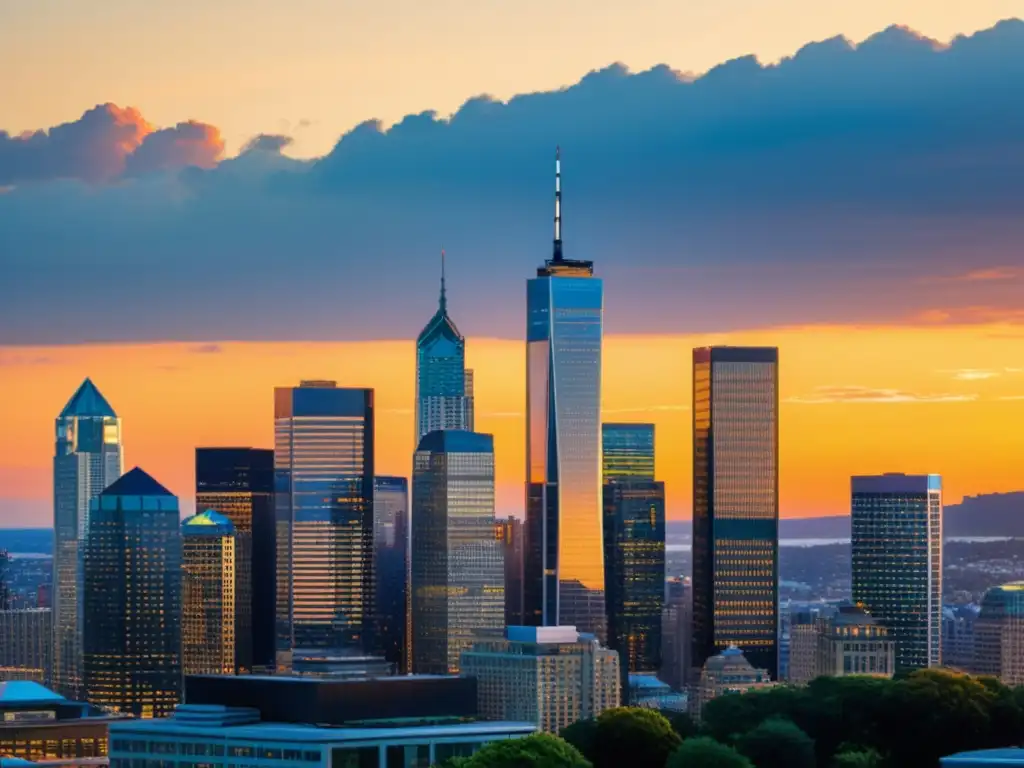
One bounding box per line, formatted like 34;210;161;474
182;510;236;676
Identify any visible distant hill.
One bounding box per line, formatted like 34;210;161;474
945;492;1024;537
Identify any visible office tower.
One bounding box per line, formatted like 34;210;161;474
374;476;410;671
411;431;504;674
416;251;474;443
602;423;665;683
786;611;819;684
943;604;980;671
525;149;606;638
973;582;1024;686
274;382;375;669
52;378;123;700
692;347;780;679
462;626;620;733
0;550;9;610
690;647;774;722
196;447;275;673
83;468;182;718
0;608;51;683
182;510;236;676
852;473;943;671
660;576;692;691
495;518;525;626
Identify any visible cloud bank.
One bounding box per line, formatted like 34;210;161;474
2;20;1024;344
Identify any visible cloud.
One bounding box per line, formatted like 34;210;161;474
241;134;294;154
788;386;978;404
188;343;223;354
2;19;1024;344
940;367;1024;381
927;267;1023;283
997;395;1024;401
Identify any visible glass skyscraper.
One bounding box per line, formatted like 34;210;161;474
373;475;410;672
196;447;275;673
852;473;943;671
524;148;606;638
52;378;123;700
601;423;666;680
692;347;780;680
495;517;525;627
83;467;182;718
416;252;474;443
182;510;236;676
411;430;504;675
274;381;375;670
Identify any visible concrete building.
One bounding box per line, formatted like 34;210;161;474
460;626;620;734
787;606;895;684
659;577;692;691
0;609;51;684
786;612;819;684
107;675;533;768
181;511;236;676
943;604;980;672
690;646;774;722
973;583;1024;686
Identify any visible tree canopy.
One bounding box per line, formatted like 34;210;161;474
456;733;592;768
590;708;682;768
666;738;753;768
736;718;815;768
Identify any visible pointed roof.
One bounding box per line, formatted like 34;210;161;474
100;467;174;498
182;509;236;535
0;680;65;705
59;378;117;419
416;249;464;346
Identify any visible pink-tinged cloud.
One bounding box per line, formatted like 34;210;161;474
787;386;977;404
914;306;1024;325
925;267;1022;283
124;120;224;176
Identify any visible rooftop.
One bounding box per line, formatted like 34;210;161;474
0;681;65;706
58;378;117;419
100;467;174;498
416;430;493;455
182;509;235;535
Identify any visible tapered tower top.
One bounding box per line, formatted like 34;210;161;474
538;147;593;277
59;378;117;419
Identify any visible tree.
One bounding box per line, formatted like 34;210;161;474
667;738;753;768
737;717;815;768
590;708;682;768
831;747;882;768
462;733;592;768
659;709;699;741
560;719;598;764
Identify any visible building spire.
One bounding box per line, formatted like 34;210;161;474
553;146;563;262
439;248;447;312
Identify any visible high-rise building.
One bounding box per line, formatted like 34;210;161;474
973;582;1024;686
52;378;123;700
660;576;692;691
525;149;606;638
602;423;665;682
852;473;943;671
374;476;410;672
411;431;504;674
495;518;525;627
461;626;620;733
0;550;10;611
416;251;474;443
692;347;780;679
196;447;275;673
182;510;236;676
83;468;182;718
943;604;980;671
274;382;375;670
0;608;51;683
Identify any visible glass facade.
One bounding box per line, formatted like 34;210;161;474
83;468;182;718
692;347;780;680
274;382;375;668
182;510;236;676
602;423;656;481
495;517;525;626
415;256;473;443
373;476;410;672
196;447;275;673
52;378;123;701
524;210;605;637
851;473;942;671
411;431;504;675
974;582;1024;686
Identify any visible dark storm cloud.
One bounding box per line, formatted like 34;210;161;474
241;134;294;154
1;19;1024;344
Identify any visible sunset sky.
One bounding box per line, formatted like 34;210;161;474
2;3;1024;526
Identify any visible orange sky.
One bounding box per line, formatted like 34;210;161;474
2;322;1023;526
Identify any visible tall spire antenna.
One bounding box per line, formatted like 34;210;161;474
553;146;563;262
439;248;447;312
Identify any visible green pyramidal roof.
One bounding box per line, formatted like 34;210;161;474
59;378;117;418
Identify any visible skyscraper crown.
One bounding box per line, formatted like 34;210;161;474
101;467;174;498
58;378;117;418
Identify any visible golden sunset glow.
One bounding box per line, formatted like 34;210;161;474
2;322;1023;525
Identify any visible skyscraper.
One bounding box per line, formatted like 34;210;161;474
411;430;504;674
274;381;375;670
182;510;237;676
692;347;780;679
83;468;182;718
973;582;1024;686
374;475;410;672
0;550;9;611
196;447;275;673
52;378;123;700
602;423;665;681
660;576;692;691
852;473;943;671
416;251;474;443
495;517;525;627
524;148;605;638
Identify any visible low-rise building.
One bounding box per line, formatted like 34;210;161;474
690;646;774;721
107;675;534;768
460;626;620;733
787;605;895;684
973;583;1024;687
